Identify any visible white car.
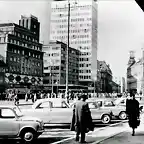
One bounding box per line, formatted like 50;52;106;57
0;105;44;143
21;99;114;124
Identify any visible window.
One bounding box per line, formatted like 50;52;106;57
0;109;15;118
37;101;51;109
104;101;115;107
88;102;98;109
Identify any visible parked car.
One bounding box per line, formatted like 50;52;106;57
22;98;121;125
0;105;44;143
89;99;127;121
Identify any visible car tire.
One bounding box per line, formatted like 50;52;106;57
21;129;36;143
119;111;127;120
101;114;111;124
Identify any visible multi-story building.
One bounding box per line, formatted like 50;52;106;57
43;41;81;92
0;15;43;89
127;51;143;94
98;61;113;93
49;0;97;86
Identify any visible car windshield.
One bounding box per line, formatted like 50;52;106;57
114;98;125;105
13;107;23;117
104;101;115;107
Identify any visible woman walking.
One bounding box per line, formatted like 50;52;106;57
126;91;140;136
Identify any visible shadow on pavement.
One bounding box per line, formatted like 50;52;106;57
0;137;68;144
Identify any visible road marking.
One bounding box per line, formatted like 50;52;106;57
51;120;128;144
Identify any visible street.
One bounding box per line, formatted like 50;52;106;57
0;119;125;144
0;98;143;144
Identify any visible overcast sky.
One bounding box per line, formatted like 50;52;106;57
98;0;144;77
0;0;144;78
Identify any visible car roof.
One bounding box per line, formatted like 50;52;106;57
0;105;17;109
32;98;70;108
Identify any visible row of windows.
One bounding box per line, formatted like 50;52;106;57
51;24;91;34
9;56;41;67
79;63;91;67
13;31;38;43
52;5;92;12
51;14;91;23
21;67;41;76
8;39;41;51
44;53;60;57
79;70;91;73
52;37;91;44
10;48;41;59
80;52;91;56
79;75;91;79
79;58;89;61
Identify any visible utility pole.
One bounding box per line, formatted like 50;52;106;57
65;0;70;97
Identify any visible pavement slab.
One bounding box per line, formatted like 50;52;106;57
54;122;128;144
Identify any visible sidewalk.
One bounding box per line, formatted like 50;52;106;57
51;121;128;144
99;122;144;144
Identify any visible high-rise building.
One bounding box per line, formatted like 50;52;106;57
0;15;43;89
49;0;97;86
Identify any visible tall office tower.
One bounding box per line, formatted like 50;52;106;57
49;0;97;86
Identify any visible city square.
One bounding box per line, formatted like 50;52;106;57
0;0;144;144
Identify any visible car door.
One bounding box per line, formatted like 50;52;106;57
23;101;52;123
50;101;73;124
0;108;19;136
89;102;103;120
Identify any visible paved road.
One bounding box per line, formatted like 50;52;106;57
0;120;125;144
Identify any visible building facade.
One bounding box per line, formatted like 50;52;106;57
97;61;113;93
0;15;43;89
43;41;80;92
49;0;97;86
127;51;143;94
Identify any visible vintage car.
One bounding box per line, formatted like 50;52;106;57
0;105;44;143
21;98;126;125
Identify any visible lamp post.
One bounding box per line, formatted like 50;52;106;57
65;0;70;97
94;77;96;97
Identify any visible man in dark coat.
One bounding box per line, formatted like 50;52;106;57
126;91;140;136
72;94;93;143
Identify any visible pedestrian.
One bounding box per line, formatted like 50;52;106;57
14;92;19;105
126;91;140;136
25;93;28;102
70;94;94;143
34;93;37;102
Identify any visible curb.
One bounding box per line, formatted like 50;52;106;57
50;120;128;144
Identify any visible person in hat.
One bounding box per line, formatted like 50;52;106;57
71;94;94;143
126;90;140;136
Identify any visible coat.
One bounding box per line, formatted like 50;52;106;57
126;98;140;128
70;100;94;133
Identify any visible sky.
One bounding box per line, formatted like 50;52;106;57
98;0;144;78
0;0;144;78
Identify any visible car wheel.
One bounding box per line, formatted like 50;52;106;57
101;114;111;124
21;129;36;143
119;111;127;120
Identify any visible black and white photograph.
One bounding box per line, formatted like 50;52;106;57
0;0;144;143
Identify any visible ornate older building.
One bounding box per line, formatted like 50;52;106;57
97;61;113;93
127;51;143;94
0;15;43;89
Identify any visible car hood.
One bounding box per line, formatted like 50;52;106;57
19;116;42;123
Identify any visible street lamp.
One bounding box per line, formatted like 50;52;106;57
65;0;70;97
